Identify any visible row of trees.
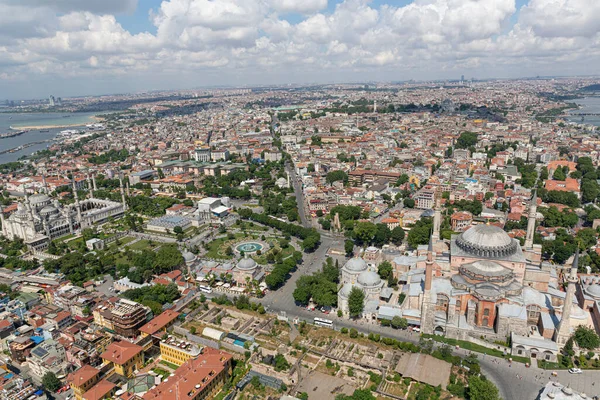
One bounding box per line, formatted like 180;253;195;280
237;208;321;251
264;250;303;290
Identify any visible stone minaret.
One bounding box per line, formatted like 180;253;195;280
119;173;128;210
87;174;94;198
126;181;131;197
72;176;82;224
555;250;579;346
421;237;435;334
0;205;5;236
92;173;98;191
525;190;537;249
66;205;74;234
42;173;49;194
432;197;441;242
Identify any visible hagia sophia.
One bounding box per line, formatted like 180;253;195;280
339;193;597;361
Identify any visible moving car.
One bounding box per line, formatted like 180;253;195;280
568;367;583;374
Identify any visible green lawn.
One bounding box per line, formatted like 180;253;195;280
160;360;180;370
423;334;529;363
128;239;160;251
55;234;75;243
67;238;85;250
205;233;247;259
153;367;170;378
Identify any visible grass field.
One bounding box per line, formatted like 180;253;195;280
128;239;160;251
422;334;529;363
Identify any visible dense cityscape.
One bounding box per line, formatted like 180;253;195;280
0;78;600;400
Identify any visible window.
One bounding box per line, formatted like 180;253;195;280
518;349;523;355
483;317;489;326
483;308;490;316
527;305;541;324
456;300;461;309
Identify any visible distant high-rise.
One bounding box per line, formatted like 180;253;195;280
49;95;55;107
461;75;465;83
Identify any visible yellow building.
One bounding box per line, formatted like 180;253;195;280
67;365;100;400
100;340;144;378
159;337;202;367
143;348;233;400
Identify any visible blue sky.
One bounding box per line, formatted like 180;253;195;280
0;0;598;98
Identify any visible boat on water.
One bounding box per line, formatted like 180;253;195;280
39;129;50;132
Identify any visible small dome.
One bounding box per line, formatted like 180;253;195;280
585;284;600;299
357;270;382;287
237;257;257;271
40;205;58;215
182;251;196;263
339;283;354;298
344;257;368;272
29;194;50;205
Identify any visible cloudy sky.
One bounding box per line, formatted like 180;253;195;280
1;0;599;99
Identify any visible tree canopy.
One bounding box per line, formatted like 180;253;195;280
348;287;365;318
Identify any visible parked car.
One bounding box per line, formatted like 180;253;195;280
568;367;583;374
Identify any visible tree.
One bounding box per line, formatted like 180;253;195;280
335;389;376;400
353;222;377;245
574;326;600;350
390;226;405;245
407;218;433;248
396;174;410;186
391;316;408;329
373;223;391;247
42;372;62;392
348;287;365;318
326;170;348;185
377;261;393;280
553;167;566;181
345;240;354;256
467;376;500;400
403;198;415;208
456;131;478;149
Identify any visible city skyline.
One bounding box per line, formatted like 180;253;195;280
1;0;600;99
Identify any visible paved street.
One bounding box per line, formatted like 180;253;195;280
255;232;600;400
285;160;311;229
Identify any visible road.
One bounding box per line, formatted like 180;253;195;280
256;232;546;400
285;160;311;229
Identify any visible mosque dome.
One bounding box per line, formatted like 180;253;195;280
455;224;519;258
357;270;382;287
29;194;51;206
339;283;354;298
237;257;257;271
344;257;368;272
182;251;197;264
585;284;600;299
40;205;58;216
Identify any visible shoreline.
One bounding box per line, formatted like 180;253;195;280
10;123;89;131
9;116;104;131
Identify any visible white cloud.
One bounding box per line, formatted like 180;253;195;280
268;0;328;14
1;0;600;97
519;0;600;38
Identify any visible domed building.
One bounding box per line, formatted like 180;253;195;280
233;255;260;287
338;257;385;317
1;178;126;251
399;210;584;360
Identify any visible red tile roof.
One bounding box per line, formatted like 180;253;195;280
139;310;180;336
101;341;143;365
67;365;100;386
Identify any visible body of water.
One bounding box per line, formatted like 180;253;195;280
569;97;600;127
0;112;101;164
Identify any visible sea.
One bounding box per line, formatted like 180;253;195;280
568;96;600;127
0;112;101;164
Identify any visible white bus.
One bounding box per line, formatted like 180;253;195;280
199;285;213;294
314;317;333;328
